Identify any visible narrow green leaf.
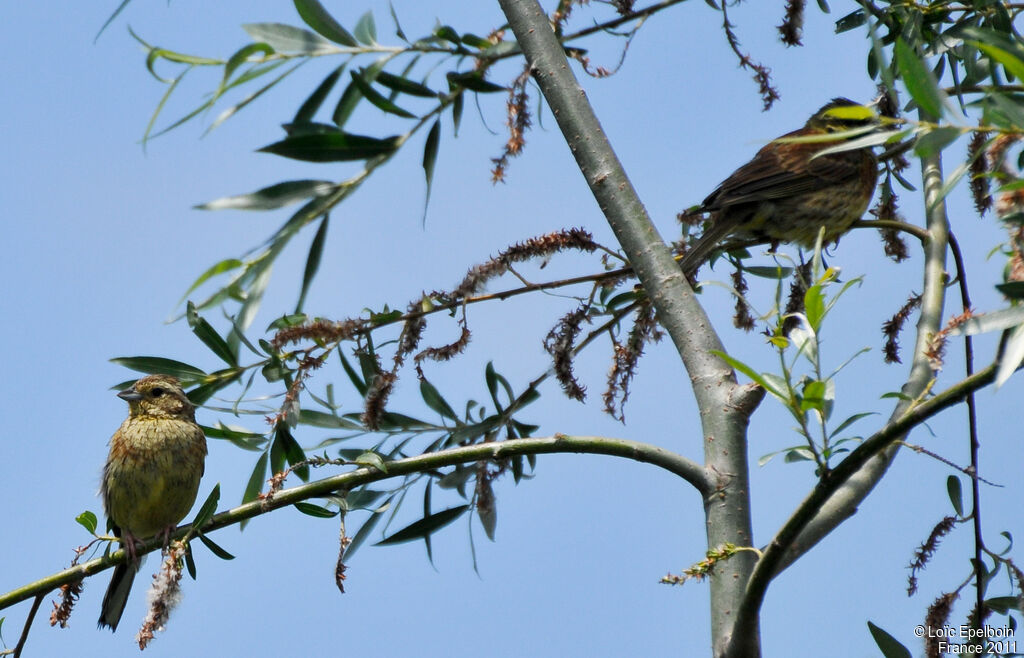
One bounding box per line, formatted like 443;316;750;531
242;23;336;54
437;466;475;490
422;119;441;223
207;62;306;134
294;502;338;518
258;132;401;162
422;482;434;564
477;481;497;541
483;41;519;58
865;17;894;91
354;451;388;472
340;351;368;396
376;71;437;97
988;92;1024;132
293;0;358;46
201;422;267;451
484;362;507;413
894;38;946;118
800;380;827;413
190;484;221;530
195;180;336;212
972;41;1024;83
985;595;1021;614
110;356;207;380
354;11;377;45
829;411;876;438
997;281;1024;299
834;10;864;33
332;77;362;128
783;449;814;463
177;259;243;308
348;70;416;118
344;500;389;560
930;160;971;212
947;475;963;517
299;408;363;429
187;304;238;366
296;215;329;313
710;351;786;399
375;505;469;545
221;43;275;93
804;285;825;330
447;71;507;93
282;119;344;137
184;547;197;579
419;377;458;420
225;60;288;91
186;372;241;406
294;64;346;123
434;25;460;45
145;47;221;81
743;265;793;279
76;511;99;535
277;424;309;481
949;306;1024;336
913;126;964;159
142;67;191;148
196;531;235;560
355;353;381;396
867;621;912;658
757;449;787;467
388;2;407;41
512;419;539;436
996;322;1024;388
787;322;819;369
452;90;464;135
345;489;387;510
448;419;496;445
95;0;132;42
242;452;270;504
269;427;287;476
459;33;490;49
511;454;524;482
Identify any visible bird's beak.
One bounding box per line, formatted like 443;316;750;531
117;389;143;401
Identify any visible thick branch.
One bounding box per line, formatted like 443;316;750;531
496;0;732;393
496;2;758;655
0;434;707;610
728;363;997;650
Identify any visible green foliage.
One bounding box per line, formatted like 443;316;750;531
724;253;870;474
867;621;912;658
75;511;99;535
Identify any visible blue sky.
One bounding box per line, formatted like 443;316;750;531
2;1;1020;656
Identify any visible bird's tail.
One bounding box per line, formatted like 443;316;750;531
677;218;737;275
98;560;140;631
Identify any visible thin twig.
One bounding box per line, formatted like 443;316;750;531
947;231;986;624
12;593;44;658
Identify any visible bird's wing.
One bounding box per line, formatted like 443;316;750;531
702;138;863;210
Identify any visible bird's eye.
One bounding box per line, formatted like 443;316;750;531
151;387;165;397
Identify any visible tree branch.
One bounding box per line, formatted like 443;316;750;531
496;2;760;655
0;434;707;611
727;362;997;653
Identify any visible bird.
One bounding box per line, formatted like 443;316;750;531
678;98;881;275
98;374;207;631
